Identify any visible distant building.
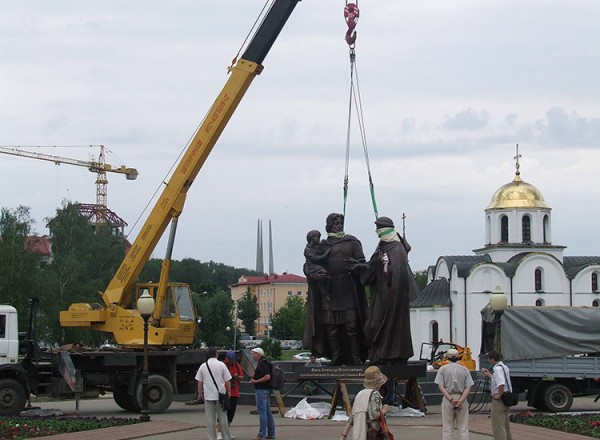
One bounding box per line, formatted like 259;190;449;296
24;235;52;263
229;272;307;336
410;151;600;365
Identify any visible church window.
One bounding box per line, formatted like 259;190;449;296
500;216;509;242
543;214;549;243
535;268;543;292
592;273;598;292
593;299;599;308
431;321;439;343
535;298;544;306
522;215;531;243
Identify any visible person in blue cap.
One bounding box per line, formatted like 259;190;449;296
223;351;244;426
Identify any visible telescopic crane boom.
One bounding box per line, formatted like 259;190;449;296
60;0;302;347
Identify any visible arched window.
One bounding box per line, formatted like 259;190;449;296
593;273;598;292
535;298;544;306
431;321;439;343
593;299;599;308
535;268;543;292
543;214;549;243
522;215;531;243
501;216;509;242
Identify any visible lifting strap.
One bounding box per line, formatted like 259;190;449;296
343;1;379;221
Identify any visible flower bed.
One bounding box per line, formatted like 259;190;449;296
0;416;140;439
511;412;600;439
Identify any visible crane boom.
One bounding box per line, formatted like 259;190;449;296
0;145;138;209
60;0;302;346
0;145;138;178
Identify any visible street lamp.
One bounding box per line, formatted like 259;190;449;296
267;325;272;340
490;286;508;353
137;289;155;423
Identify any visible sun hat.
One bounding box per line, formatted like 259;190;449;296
447;348;459;359
251;347;264;357
363;366;388;389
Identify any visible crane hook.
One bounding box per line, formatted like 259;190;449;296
344;2;359;47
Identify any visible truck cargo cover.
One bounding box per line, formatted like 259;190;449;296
486;306;600;361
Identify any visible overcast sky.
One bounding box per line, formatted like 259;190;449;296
1;0;599;278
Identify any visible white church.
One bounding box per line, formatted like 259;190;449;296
409;151;600;366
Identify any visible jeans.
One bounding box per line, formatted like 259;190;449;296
255;388;275;438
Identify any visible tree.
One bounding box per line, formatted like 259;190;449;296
237;288;259;336
45;202;127;345
260;338;282;360
195;291;233;348
0;206;44;331
271;296;306;340
414;270;428;291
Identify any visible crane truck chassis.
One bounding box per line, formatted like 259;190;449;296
1;299;206;416
1;0;303;417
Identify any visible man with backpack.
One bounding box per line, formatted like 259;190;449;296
250;347;275;440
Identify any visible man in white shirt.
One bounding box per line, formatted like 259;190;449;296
434;348;474;440
481;350;513;440
196;347;233;440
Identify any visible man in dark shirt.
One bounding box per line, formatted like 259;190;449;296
250;348;274;440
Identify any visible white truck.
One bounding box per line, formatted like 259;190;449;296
481;305;600;412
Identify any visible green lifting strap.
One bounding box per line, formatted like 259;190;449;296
343;47;379;221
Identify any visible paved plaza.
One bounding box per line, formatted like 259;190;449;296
29;395;599;439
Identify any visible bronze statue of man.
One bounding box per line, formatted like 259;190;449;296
303;213;368;365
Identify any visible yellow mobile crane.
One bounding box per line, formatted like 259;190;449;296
59;0;302;347
0;1;304;416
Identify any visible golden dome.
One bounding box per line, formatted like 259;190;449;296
486;174;548;210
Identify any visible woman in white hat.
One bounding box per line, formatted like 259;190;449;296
340;366;390;440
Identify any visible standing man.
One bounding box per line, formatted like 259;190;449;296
306;213;367;366
250;347;275;440
195;347;232;440
434;348;474;440
303;354;322;395
482;350;513;440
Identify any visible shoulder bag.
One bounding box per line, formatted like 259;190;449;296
499;364;518;407
366;391;394;440
206;361;230;411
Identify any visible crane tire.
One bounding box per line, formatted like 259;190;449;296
135;374;174;414
0;378;27;417
113;387;141;412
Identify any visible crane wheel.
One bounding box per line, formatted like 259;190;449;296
135;374;174;414
113;387;141;412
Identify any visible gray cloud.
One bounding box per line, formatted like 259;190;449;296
444;108;491;131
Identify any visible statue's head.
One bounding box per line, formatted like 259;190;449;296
306;230;321;243
325;213;344;233
374;216;395;228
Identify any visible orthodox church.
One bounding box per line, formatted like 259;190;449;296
409;149;600;365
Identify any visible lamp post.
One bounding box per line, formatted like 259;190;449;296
267;325;272;340
489;286;508;353
233;300;238;350
137;289;155;423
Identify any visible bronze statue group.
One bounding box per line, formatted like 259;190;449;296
303;213;419;366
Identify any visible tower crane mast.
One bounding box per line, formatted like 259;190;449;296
0;145;138;210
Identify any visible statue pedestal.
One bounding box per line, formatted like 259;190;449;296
295;361;428;417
